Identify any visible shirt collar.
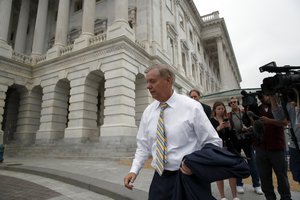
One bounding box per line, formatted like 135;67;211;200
155;90;177;110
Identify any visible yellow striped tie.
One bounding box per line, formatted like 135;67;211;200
155;103;168;176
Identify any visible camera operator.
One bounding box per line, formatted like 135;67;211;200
270;94;300;184
227;97;262;195
254;94;292;200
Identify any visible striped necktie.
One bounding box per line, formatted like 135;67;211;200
155;103;168;176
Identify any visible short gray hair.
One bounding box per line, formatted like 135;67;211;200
145;64;175;83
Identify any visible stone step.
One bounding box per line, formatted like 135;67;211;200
4;143;137;160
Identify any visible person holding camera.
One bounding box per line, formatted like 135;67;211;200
210;101;240;200
254;94;292;200
227;97;263;195
270;95;300;184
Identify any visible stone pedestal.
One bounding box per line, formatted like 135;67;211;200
46;46;61;60
107;21;135;41
0;42;12;58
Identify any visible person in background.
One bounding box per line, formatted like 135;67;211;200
123;64;222;200
227;97;263;195
210;101;240;200
189;89;212;118
270;94;300;184
254;94;292;200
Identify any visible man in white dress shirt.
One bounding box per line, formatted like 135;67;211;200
124;64;222;200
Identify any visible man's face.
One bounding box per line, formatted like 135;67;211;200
229;98;239;109
190;91;200;101
146;69;172;102
262;95;271;104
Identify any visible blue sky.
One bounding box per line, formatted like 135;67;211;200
194;0;300;88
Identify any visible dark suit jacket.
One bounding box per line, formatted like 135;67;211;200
172;144;250;200
201;102;212;118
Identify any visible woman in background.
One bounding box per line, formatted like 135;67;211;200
210;101;239;200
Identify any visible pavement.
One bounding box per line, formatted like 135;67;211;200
0;157;299;200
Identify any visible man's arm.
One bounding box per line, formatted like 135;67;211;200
124;112;151;190
269;95;289;123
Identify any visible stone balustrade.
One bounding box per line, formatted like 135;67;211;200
60;44;74;56
35;55;47;64
12;51;33;64
135;40;145;49
89;33;107;45
201;11;220;22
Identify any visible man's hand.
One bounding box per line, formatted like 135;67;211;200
260;116;272;124
124;172;137;190
180;160;193;175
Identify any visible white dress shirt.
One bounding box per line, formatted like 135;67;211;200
130;91;222;174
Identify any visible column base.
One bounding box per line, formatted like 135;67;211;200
36;129;65;141
0;41;12;58
0;130;3;144
15;132;36;145
73;34;93;51
64;127;99;143
107;21;135;41
100;124;137;137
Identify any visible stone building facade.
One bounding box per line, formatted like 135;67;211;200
0;0;241;157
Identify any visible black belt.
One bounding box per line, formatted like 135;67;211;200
161;170;179;176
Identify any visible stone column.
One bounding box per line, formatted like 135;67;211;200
65;76;100;143
74;0;95;50
150;0;161;53
0;0;13;58
136;0;150;51
0;85;9;145
15;88;42;145
217;37;228;91
161;1;167;53
100;62;137;136
32;0;49;57
47;0;70;59
36;82;69;143
107;0;134;40
14;0;30;53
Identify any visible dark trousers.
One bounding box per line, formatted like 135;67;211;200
289;147;300;183
255;147;292;200
236;140;260;187
148;170;178;200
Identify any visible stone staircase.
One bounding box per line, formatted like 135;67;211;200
4;137;137;160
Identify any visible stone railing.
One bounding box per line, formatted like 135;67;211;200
201;11;220;22
35;55;47;64
60;44;74;56
90;33;107;45
135;40;145;49
12;51;33;65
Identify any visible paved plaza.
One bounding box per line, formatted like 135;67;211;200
0;157;299;200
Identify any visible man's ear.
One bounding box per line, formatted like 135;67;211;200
166;75;173;84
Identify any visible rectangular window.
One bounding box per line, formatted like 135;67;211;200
167;37;175;64
197;42;200;53
189;30;193;43
179;15;184;29
182;52;186;74
74;0;83;12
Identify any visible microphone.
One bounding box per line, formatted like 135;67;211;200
247;111;260;120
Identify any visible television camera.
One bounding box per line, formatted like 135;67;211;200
259;61;300;96
240;61;300;146
260;61;300;152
